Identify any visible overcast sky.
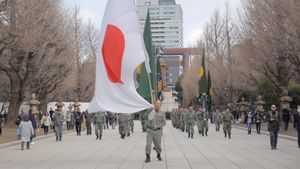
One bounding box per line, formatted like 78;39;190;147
64;0;242;47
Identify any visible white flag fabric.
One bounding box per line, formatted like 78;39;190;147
89;0;153;113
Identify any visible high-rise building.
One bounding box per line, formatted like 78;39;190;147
136;0;183;48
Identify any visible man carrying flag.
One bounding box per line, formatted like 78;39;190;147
89;0;166;164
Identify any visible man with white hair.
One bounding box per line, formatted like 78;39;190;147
145;101;166;163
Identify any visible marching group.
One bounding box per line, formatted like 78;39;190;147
171;104;300;150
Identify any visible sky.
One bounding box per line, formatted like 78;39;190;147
64;0;242;47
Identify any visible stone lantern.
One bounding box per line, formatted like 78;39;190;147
255;95;265;112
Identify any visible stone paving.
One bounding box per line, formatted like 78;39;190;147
0;121;299;169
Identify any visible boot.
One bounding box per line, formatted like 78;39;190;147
145;154;150;163
191;133;193;139
188;133;190;138
205;132;208;136
224;132;227;138
229;133;231;139
157;153;162;161
26;142;30;149
96;135;99;140
56;136;58;141
59;137;62;141
99;135;102;140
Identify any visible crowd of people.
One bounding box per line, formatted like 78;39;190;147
170;104;300;150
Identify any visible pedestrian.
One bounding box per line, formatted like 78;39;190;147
254;109;263;134
49;108;54;121
0;112;3;136
214;109;222;132
66;111;72;130
118;113;129;139
185;105;196;138
41;112;52;135
129;114;134;133
266;105;281;150
244;111;254;134
223;107;233;139
53;110;64;141
197;108;209;136
74;108;82;136
180;109;186;132
94;112;106;140
294;105;300;148
19;115;34;150
140;111;147;132
84;110;92;135
29;110;37;144
145;101;166;163
281;106;290;131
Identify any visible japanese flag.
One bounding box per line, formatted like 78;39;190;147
89;0;153;113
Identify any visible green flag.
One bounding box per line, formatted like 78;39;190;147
207;70;213;112
143;10;157;99
199;50;207;94
137;63;152;103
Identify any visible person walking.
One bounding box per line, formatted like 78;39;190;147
267;105;281;150
53;110;64;141
74;108;83;136
129;114;134;133
214;109;223;132
66;111;72;130
41;112;52;135
19;115;34;150
118;113;129;139
244;111;254;134
94;112;106;140
0;112;3;136
29;110;37;144
197;108;209;136
185;105;196;138
223;107;233;139
294;105;300;148
254;109;263;134
145;102;166;163
84;111;92;135
281;106;290;131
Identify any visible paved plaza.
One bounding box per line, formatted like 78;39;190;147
0;121;299;169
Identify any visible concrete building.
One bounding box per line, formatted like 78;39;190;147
136;0;183;48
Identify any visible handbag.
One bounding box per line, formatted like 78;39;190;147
16;128;21;138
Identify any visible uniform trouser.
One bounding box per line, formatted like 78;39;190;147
55;125;62;138
75;122;81;134
186;122;194;134
283;121;289;131
201;121;208;134
223;123;232;135
256;123;261;134
146;129;162;155
119;126;126;136
215;122;221;131
270;131;278;148
95;123;104;136
297;129;300;146
86;122;92;135
181;122;185;131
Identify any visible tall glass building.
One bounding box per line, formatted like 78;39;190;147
136;0;183;48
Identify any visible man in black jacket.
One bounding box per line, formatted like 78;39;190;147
266;105;281;150
294;105;300;148
74;108;82;136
